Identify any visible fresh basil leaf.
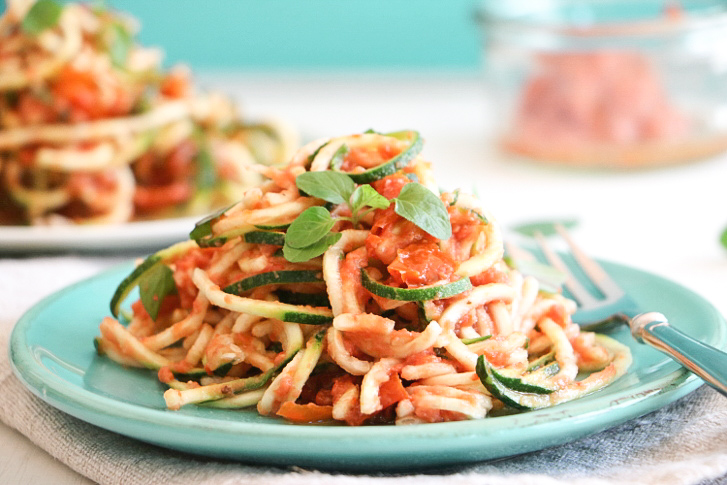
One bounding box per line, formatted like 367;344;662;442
284;206;335;249
350;184;390;213
394;182;452;240
329;143;350;170
138;265;177;321
721;225;727;250
283;232;342;263
510;219;579;237
22;0;62;35
295;171;355;205
109;22;133;68
195;145;217;190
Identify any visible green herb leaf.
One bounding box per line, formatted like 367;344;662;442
195;145;217;190
350;184;390;213
295;171;355;205
394;182;452;240
109;22;133;68
138;265;177;321
22;0;62;35
329;143;350;170
283;232;342;263
721;225;727;250
511;219;579;237
284;206;335;249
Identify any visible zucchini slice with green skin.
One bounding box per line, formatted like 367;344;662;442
223;270;324;295
311;131;423;184
189;204;235;245
527;351;555;372
476;356;553;410
194;267;333;325
195;227;249;248
165;321;304;409
462;335;491;345
242;231;286;246
198;224;288;248
345;130;423;184
490;365;557;395
171;367;210;381
289;328;327;391
477;334;632;411
361;268;472;302
109;240;197;317
254;223;291;231
275;290;331;308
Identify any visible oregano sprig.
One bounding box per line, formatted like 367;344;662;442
283;171;452;262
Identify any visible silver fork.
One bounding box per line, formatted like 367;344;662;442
527;224;727;397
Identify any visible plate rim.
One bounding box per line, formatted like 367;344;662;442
8;259;726;461
0;216;199;252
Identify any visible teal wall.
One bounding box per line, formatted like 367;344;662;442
2;1;484;71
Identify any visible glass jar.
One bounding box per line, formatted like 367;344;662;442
479;0;727;168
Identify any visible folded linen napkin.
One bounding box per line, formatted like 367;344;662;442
1;257;726;485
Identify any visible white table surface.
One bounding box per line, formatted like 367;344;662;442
2;74;726;484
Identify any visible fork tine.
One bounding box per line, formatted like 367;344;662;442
533;231;601;308
554;224;625;301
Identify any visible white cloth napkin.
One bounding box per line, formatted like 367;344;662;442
1;256;726;485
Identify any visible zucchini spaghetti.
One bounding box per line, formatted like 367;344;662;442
96;129;632;425
0;0;297;225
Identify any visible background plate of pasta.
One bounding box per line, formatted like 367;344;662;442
0;0;298;251
10;130;727;469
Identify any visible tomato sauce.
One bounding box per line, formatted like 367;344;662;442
172;247;217;307
340;141;402;172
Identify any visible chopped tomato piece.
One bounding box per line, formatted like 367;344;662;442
52;66;135;121
371;173;410;199
470;267;510;286
378;374;408;409
366;206;433;266
160;69;191;99
276;402;334;423
331;375;367;426
387;241;456;287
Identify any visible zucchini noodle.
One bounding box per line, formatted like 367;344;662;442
96;129;632;425
0;0;298;225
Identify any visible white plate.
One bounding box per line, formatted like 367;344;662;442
0;216;199;253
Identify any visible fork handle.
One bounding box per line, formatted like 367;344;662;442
631;312;727;397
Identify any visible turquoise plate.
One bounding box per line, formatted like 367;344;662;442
9;261;727;470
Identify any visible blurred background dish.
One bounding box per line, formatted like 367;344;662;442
479;0;727;168
0;0;297;226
